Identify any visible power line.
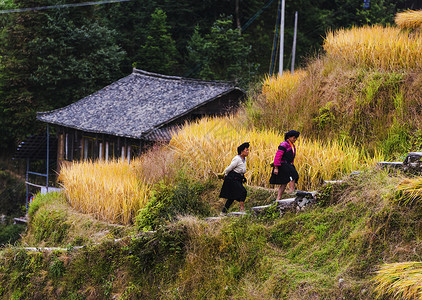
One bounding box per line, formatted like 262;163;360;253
241;0;276;32
0;0;131;14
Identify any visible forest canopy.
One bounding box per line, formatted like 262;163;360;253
0;0;413;153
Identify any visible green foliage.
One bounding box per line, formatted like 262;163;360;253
29;8;126;110
0;0;125;153
0;224;25;245
0;170;25;216
0;249;46;299
313;101;337;130
220;217;267;278
49;256;65;279
27;191;64;217
128;225;186;276
1;170;422;298
135;179;211;231
134;8;179;74
379;121;411;160
316;181;349;208
186;15;253;84
258;202;280;222
31;208;70;245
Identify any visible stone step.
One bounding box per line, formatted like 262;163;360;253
377;161;403;169
276;198;296;207
323;180;343;185
251;204;273;213
205;216;224;221
13;217;28;224
228;211;247;217
296;190;317;198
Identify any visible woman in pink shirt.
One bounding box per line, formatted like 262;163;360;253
270;130;300;200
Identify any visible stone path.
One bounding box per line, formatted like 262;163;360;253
206;190;318;220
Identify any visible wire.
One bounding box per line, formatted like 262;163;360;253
241;0;277;32
0;0;131;14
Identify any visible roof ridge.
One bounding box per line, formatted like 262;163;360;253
132;68;235;86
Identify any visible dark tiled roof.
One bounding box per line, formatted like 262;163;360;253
37;69;244;140
143;125;180;142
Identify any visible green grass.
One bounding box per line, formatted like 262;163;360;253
1;169;421;299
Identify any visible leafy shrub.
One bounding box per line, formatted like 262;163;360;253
0;224;25;245
27;192;63;217
0;170;25;216
129;224;187;276
316;181;349;207
135;179;210;231
31;209;70;244
257;202;280;222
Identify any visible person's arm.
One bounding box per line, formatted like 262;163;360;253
273;144;286;174
224;156;240;176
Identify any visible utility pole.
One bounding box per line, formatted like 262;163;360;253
291;11;298;74
279;0;285;76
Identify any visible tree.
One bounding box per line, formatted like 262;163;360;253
134;8;179;75
96;0;158;74
0;0;125;153
186;16;252;84
29;8;126;110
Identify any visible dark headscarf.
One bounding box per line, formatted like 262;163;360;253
284;130;300;141
237;142;250;155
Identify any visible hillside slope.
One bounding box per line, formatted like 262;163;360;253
2;16;422;299
1;169;421;299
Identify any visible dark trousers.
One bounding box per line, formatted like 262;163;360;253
222;192;246;213
222;199;235;213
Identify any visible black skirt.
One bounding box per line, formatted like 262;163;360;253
219;171;247;201
269;163;299;185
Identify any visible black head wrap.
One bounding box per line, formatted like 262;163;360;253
284;130;300;141
237;142;250;155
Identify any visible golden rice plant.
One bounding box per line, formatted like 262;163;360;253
373;262;422;299
58;160;150;225
261;70;307;106
395;177;422;205
323;25;422;71
170;115;383;191
395;10;422;30
248;70;307;130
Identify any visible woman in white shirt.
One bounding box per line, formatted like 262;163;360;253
219;142;250;214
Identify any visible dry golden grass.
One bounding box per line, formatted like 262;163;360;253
373;262;422;299
395;10;422;30
58;160;150;225
170;115;383;191
58;143;188;224
323;25;422;71
395;177;422;205
261;71;307;107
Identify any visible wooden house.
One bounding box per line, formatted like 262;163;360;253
36;68;245;167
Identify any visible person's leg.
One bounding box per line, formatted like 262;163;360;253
222;198;235;213
286;180;295;193
239;201;244;211
277;184;287;200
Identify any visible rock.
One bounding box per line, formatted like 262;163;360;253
377;161;403;169
403;152;422;174
276;198;296;208
205;217;224;221
323;180;344;185
251;204;273;213
339;278;344;288
227;211;247;217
